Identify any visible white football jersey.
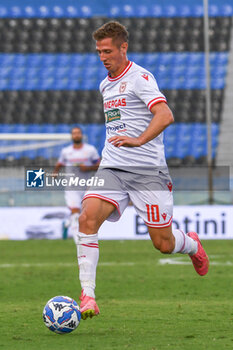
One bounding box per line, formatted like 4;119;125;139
58;143;100;176
99;61;168;174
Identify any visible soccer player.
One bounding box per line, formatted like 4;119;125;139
77;21;209;320
54;126;100;241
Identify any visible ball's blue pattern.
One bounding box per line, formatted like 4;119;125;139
44;304;55;323
43;295;81;334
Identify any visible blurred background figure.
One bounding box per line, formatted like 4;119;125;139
54;127;100;241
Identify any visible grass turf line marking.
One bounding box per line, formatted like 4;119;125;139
158;257;233;266
0;262;136;268
0;259;233;268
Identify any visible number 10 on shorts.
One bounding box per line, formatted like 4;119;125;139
146;204;159;222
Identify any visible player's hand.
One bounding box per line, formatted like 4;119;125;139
108;136;142;147
79;164;89;172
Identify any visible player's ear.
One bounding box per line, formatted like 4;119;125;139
120;42;128;55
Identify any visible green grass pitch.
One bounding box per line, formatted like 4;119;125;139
0;239;233;350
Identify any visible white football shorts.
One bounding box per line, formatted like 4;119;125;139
83;168;173;228
64;190;85;210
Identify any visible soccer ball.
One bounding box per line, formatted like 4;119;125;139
43;296;81;334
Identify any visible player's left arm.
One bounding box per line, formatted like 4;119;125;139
108;102;174;148
79;159;101;172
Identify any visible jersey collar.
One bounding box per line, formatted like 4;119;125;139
108;61;133;82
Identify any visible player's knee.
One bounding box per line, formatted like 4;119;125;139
78;211;98;233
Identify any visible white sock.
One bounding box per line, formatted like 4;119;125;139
172;229;198;255
77;231;99;298
70;213;79;244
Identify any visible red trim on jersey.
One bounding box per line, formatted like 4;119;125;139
82;194;120;216
108;61;133;82
147;97;167;111
144;216;173;228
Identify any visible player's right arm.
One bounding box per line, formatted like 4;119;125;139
109;102;174;148
53;162;63;176
53;149;65;176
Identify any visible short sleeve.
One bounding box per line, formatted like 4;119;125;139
90;146;100;164
134;72;167;111
57;149;65;165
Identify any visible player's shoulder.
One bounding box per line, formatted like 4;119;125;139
61;144;73;153
131;62;155;81
99;76;108;94
83;143;98;152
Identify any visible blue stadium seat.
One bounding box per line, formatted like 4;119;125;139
66;5;79;17
85;54;98;66
211;52;228;65
40;124;56;133
9;6;22;17
27;124;42;133
0;54;14;66
178;5;191;17
23;6;36;17
38;6;51;17
33;147;45;158
55;67;69;79
56;54;71;67
193;5;204;17
188;53;204;66
12;124;27;133
175;139;190;159
190;139;207;159
211;78;225;89
209;5;219;16
212;123;219;137
150;5;163;16
0;124;14;133
193;123;206;141
27;54;44;67
157;53;174;66
0;6;8;17
164;124;177;143
221;4;233;16
164;5;177;17
0;67;11;78
51;6;65;17
129;53;144;66
14;55;26;67
56;124;71;133
70;55;85;67
22;143;38;159
136;5;150;17
108;6;121;17
42;54;56;67
79;5;92;17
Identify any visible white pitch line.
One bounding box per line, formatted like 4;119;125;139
0;261;137;269
158;257;233;266
0;259;232;269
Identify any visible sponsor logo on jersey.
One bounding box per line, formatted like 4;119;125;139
106;123;127;133
167;182;173;192
162;213;167;221
119;81;127;93
104;98;126;110
142;74;149;81
105;108;121;123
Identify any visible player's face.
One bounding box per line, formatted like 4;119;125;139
96;38;128;77
71;128;83;144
